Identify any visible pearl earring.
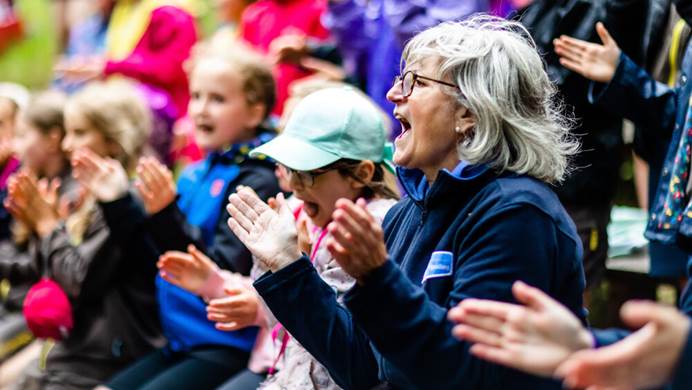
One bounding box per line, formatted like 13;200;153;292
455;126;461;133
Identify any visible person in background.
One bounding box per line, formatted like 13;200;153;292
0;90;69;389
0;83;28;242
55;0;199;165
53;0;113;93
6;80;163;389
514;0;649;300
102;43;280;390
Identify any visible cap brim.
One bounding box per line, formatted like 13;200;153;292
249;135;341;171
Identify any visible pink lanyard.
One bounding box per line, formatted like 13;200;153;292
268;209;329;375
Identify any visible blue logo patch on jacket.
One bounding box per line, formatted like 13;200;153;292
422;251;453;284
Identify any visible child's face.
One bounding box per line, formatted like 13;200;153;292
0;98;17;140
13;116;55;173
188;59;261;151
63;106;112;158
288;168;362;228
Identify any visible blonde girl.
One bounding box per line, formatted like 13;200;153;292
6;80;163;389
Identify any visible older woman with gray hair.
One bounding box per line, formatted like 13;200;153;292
227;15;586;390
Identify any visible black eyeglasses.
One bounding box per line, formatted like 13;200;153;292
280;165;331;188
394;70;459;98
280;160;362;188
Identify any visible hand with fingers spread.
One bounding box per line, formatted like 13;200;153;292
6;172;61;237
135;156;177;215
207;284;261;332
555;301;690;390
71;149;129;202
226;187;300;271
447;280;593;377
157;244;222;297
326;198;388;283
553;22;621;83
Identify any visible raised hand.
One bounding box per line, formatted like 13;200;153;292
447;281;593;377
326;198;388;283
269;33;307;65
6;172;60;237
157;244;222;297
226;187;300;271
53;56;105;83
207;284;261;332
135;156;176;215
556;301;691;390
71;149;129;202
553;22;621;83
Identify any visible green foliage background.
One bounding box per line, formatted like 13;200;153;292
0;0;216;89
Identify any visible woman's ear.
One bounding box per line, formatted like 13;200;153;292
454;105;476;142
351;160;376;189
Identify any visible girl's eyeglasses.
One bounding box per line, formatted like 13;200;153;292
393;70;459;98
281;165;331;188
280;160;363;188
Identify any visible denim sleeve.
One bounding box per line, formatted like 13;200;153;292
589;52;677;136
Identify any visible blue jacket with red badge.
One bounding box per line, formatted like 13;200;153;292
148;131;280;352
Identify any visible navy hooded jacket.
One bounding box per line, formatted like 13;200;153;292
254;162;586;389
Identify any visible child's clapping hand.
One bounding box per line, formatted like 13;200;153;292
207;283;261;332
135;157;176;215
71;149;129;202
5;172;61;237
158;244;222;297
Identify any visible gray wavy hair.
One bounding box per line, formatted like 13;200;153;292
402;14;578;184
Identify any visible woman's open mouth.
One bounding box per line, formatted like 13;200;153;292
395;116;411;140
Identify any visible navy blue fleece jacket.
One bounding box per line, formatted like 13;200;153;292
254;162;586;389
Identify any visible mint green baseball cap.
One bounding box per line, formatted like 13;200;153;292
250;87;393;171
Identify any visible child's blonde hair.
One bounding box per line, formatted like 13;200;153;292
66;81;152;171
63;81;151;244
187;41;276;121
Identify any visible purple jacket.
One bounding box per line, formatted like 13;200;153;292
323;0;489;137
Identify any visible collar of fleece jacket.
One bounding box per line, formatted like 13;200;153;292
396;161;493;206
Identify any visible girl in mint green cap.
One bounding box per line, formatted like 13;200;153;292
159;86;399;389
